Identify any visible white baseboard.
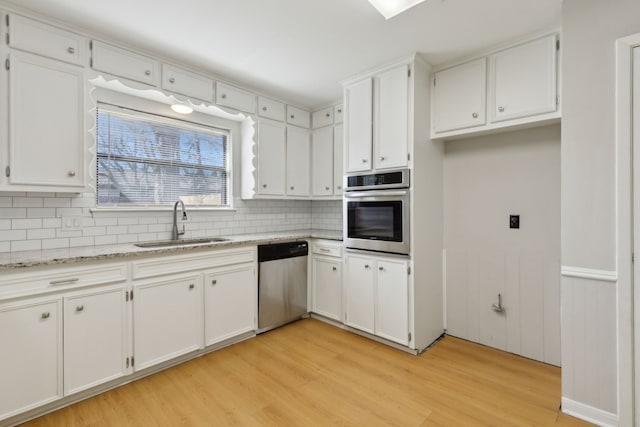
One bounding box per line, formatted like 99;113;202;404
562;397;618;427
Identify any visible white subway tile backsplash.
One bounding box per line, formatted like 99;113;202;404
0;194;341;254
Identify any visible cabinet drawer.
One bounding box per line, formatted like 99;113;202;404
287;105;311;128
216;82;256;114
0;262;128;301
312;107;334;129
334;104;344;124
132;246;256;279
91;40;160;86
312;240;342;258
258;97;285;121
9;14;85;66
162;64;213;101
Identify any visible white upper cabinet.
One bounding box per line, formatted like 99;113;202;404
257;118;286;196
489;35;557;122
258;97;286;121
311;126;334;196
91;40;160;86
432;58;486;133
286;126;311;197
312;107;333;129
431;34;560;140
374;64;409;170
8;14;85;66
286;105;311;128
161;64;213;102
215;82;256;114
345;77;373;172
7;51;85;191
334;104;344;124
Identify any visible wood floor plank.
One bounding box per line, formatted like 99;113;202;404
20;318;592;427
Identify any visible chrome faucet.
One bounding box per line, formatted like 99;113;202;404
172;200;188;240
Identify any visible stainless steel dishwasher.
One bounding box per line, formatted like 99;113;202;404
257;241;308;333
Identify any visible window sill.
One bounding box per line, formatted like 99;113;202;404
90;206;237;215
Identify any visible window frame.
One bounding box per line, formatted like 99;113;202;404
94;101;234;211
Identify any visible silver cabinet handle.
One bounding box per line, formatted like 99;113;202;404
472;112;478;118
290;114;295;119
67;171;76;177
362;159;367;163
325;113;330;117
145;70;151;76
378;266;384;271
169;77;175;83
189;284;195;290
262;184;267;188
50;278;79;286
332;266;337;271
221;94;227;99
41;312;50;319
290;186;294;190
364;264;370;269
67;47;75;54
211;279;217;285
318;248;331;252
380;156;385;161
76;305;84;312
262;106;267;111
337;109;342;113
337;186;342;190
498;106;505;112
325;186;330;190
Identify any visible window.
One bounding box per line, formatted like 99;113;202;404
96;103;230;208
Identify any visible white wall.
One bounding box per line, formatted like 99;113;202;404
561;0;640;421
443;125;560;365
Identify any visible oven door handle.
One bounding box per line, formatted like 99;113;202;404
345;190;409;198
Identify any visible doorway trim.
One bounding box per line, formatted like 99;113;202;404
615;32;640;427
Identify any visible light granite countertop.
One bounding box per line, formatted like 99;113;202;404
0;229;342;270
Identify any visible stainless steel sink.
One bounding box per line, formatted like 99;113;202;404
134;237;229;248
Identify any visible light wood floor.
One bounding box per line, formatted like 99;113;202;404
22;318;592;426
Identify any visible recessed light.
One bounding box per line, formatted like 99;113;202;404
367;0;427;19
171;103;193;114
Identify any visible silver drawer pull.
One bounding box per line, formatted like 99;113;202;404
472;112;478;118
262;106;267;111
145;70;151;76
378;266;384;271
318;248;331;252
50;278;79;286
290;114;295;119
76;305;84;312
325;186;330;190
67;47;75;54
498;106;505;112
325;113;330;117
262;184;267;188
189;284;195;290
67;171;76;177
41;312;50;319
211;280;217;285
364;264;370;269
332;267;337;271
221;94;227;99
290;186;294;190
169;77;176;83
337;109;342;113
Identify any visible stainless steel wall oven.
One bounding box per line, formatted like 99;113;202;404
344;169;410;255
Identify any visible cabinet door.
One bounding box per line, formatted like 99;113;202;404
9;51;85;189
375;259;409;345
311;126;334;196
204;263;256;346
312;107;333;129
91;40;160;86
0;298;62;420
374;65;408;170
334;104;344;124
286;105;311;128
490;35;557;122
64;287;128;395
133;274;203;371
333;125;344;195
216;82;256;114
162;64;213;101
433;58;486;133
312;257;342;321
344;255;375;333
286;126;311;197
258;97;285;121
345;78;373;172
257;118;286;196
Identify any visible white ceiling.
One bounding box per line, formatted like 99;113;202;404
2;0;561;109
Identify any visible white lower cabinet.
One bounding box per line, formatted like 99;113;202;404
311;257;342;321
63;286;129;395
204;263;256;346
0;297;63;420
133;273;203;371
344;253;409;345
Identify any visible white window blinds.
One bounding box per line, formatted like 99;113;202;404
96;103;230;207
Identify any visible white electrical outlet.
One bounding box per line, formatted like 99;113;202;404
62;216;83;231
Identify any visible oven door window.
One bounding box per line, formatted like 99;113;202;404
347;200;403;242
